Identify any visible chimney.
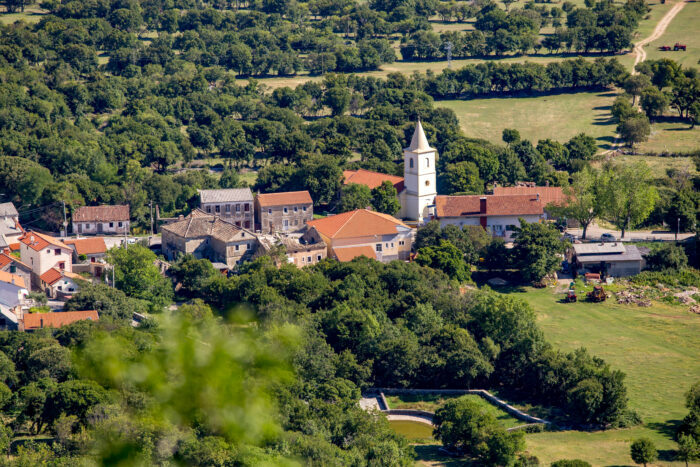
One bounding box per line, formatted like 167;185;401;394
480;197;487;214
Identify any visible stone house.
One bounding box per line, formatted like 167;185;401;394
39;268;84;298
257;229;327;268
255;191;313;233
161;210;259;268
0;251;32;292
64;237;107;263
306;209;413;263
199;188;254;229
72;205;130;235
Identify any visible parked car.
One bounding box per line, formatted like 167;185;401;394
563;233;576;242
600;233;616;242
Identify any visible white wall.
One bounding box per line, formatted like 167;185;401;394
20;244;73;276
73;221;129;235
438;214;543;239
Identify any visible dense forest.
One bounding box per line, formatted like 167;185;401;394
0;253;639;464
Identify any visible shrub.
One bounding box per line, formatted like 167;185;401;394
551;460;592;467
645;244;688;271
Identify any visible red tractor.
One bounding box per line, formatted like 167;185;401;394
659;45;672;51
674;43;687;51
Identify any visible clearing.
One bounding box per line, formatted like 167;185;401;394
438;92;618;149
643;0;700;70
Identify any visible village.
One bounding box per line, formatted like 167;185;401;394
0;122;691;334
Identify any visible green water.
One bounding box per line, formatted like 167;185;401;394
388;420;434;441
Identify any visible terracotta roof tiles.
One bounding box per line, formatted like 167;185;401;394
19;231;70;252
23;310;99;330
307;209;410;240
256;191;312;207
39;268;64;286
73;205;129;222
343;169;405;192
435;195;543;218
493;186;567;207
64;237;107;255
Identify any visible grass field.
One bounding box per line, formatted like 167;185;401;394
0;4;46;24
389;420;435;442
438;91;618;149
636;120;700;155
506;286;700;465
386;394;523;429
644;0;700;70
599;154;697;176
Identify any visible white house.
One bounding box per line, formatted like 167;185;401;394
72;205;130;235
0;270;29;330
434;194;544;239
39;268;83;298
0;202;22;248
19;231;73;287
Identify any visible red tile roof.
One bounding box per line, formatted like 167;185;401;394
40;267;63;286
23;310;98;330
64;237;107;255
307;209;410;240
493;186;567;207
8;243;19;252
0;270;26;288
19;231;70;252
257;191;313;207
0;252;29;270
435;195;543;218
73;205;129;222
333;246;377;262
343;169;405;192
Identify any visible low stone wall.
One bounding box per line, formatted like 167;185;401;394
368;388;550;426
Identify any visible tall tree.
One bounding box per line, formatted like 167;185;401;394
599;162;658;238
630;438;657;467
371;180;401;216
511;220;565;283
549;166;601;239
339;183;372;212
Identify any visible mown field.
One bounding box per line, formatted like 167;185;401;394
644;0;700;70
438;92;619;150
511;286;700;465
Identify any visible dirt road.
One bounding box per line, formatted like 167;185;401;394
632;1;687;73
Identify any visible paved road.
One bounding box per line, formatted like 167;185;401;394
566;223;694;242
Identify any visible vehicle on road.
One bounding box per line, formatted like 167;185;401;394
600;233;616;242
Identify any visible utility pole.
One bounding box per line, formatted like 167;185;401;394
149;200;154;237
676;217;680;241
61;200;68;237
444;41;454;69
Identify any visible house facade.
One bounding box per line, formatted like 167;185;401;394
161;211;259;268
0;271;29;330
255;191;313;233
257;229;327;268
64;237;107;263
0;252;32;292
39;268;83;298
72;205;130;235
199;188;254;229
0;202;22;247
306;209;413;263
434;194;544;239
19;231;73;287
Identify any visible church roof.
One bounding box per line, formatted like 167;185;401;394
405;120;435;154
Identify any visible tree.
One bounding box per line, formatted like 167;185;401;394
551;461;592;467
677;380;700;441
640;87;669;120
599;162;658;238
623;74;652;105
371;180;401;216
106;244;173;311
677;434;699;467
339;183;372;212
170;255;218;296
630;438;658;467
617;114;651;148
64;283;143;321
415;240;471;282
550;166;601;239
323;87;351;116
645;244;688;271
665;190;696;234
565;133;597;163
441;161;484;194
511;220;565;283
502;128;521;146
433;396;524;465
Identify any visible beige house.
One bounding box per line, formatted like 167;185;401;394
255;191;313;233
306;209;413;263
161;210;259;268
72;205;130;235
199;188;254;229
39;268;83;299
19;231;73;287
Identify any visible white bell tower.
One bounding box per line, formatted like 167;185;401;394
403;120;437;222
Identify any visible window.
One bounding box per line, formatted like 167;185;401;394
58;262;65;270
391;243;394;248
375;243;382;252
426;158;430;168
317;255;322;261
68;287;75;292
283;219;289;230
86;224;91;229
235;221;241;227
9;265;16;273
244;221;250;228
268;209;272;214
118;221;123;228
109;222;114;228
303;206;307;212
409;158;414;168
215;205;220;213
58;286;62;291
244;204;250;212
235;245;240;251
425;180;430;186
226;205;231;213
301;257;305;263
307;256;311;263
283;207;288;214
294;220;298;226
385;243;389;248
294;207;298;212
91;257;95;263
236;204;241;212
206;206;211;213
54;249;61;256
399;240;405;246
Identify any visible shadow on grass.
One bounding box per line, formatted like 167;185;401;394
413;445;474;466
646;419;682;438
596;135;617;143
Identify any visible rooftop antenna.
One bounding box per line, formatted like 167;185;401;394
444;41;454;69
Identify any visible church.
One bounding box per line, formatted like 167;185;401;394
398;120;437;222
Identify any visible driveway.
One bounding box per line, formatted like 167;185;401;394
566;223;694;242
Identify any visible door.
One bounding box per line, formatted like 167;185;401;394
97;223;103;233
78;223;82;234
